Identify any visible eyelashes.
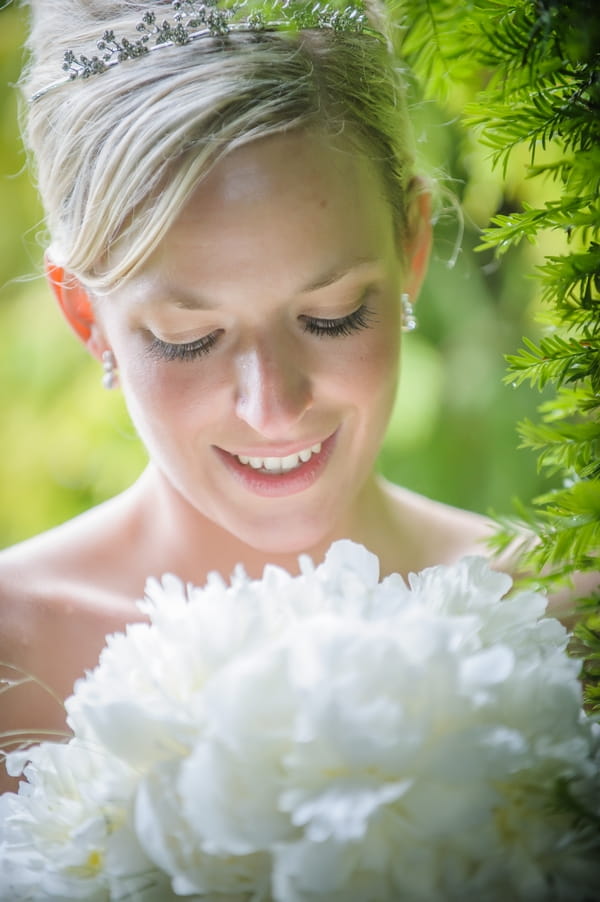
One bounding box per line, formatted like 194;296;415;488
147;301;377;363
147;331;221;362
300;303;376;338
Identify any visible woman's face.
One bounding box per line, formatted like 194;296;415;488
95;130;408;553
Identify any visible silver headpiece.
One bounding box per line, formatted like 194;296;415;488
30;0;381;102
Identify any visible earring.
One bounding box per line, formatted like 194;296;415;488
101;349;118;390
401;293;417;332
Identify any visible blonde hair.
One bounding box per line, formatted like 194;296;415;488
21;1;416;292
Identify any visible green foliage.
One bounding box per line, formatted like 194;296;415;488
506;334;596;391
398;0;599;705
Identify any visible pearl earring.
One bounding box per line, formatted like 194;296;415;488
401;293;417;332
101;349;118;390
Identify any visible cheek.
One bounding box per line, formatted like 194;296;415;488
347;313;401;408
362;329;400;384
117;351;230;435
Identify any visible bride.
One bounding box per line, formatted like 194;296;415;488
0;0;592;792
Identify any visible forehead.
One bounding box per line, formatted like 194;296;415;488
180;128;387;217
109;129;397;305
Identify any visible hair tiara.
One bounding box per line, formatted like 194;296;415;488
30;0;383;102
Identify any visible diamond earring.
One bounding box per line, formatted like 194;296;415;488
401;293;417;332
101;349;118;390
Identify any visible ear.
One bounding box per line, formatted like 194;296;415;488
45;257;107;362
400;178;433;303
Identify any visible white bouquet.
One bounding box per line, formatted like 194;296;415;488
1;541;599;901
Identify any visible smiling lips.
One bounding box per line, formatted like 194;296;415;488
235;442;322;474
215;432;336;497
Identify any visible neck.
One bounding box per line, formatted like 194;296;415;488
133;462;394;584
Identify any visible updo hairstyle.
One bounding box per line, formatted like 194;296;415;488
20;1;416;292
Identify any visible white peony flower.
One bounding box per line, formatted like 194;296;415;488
1;542;598;901
0;738;176;901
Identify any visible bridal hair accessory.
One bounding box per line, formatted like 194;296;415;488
401;292;417;332
101;349;118;390
30;0;381;102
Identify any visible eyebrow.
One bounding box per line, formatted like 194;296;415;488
298;257;381;293
150;257;381;310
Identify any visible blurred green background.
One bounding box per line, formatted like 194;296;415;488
0;4;558;549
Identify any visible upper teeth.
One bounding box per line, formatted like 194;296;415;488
237;443;322;473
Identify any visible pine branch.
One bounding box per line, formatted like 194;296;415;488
517;417;599;475
477;200;599;256
505;335;598;390
397;0;600;650
574;615;600;712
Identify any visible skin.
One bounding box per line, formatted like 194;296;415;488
0;129;517;791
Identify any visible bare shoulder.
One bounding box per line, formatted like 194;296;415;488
0;498;146;793
380;480;497;571
379;480;599;624
0;492;149;684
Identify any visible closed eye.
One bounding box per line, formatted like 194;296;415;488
301;303;376;338
145;296;377;361
147;330;222;362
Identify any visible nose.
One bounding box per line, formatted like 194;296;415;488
234;338;313;435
